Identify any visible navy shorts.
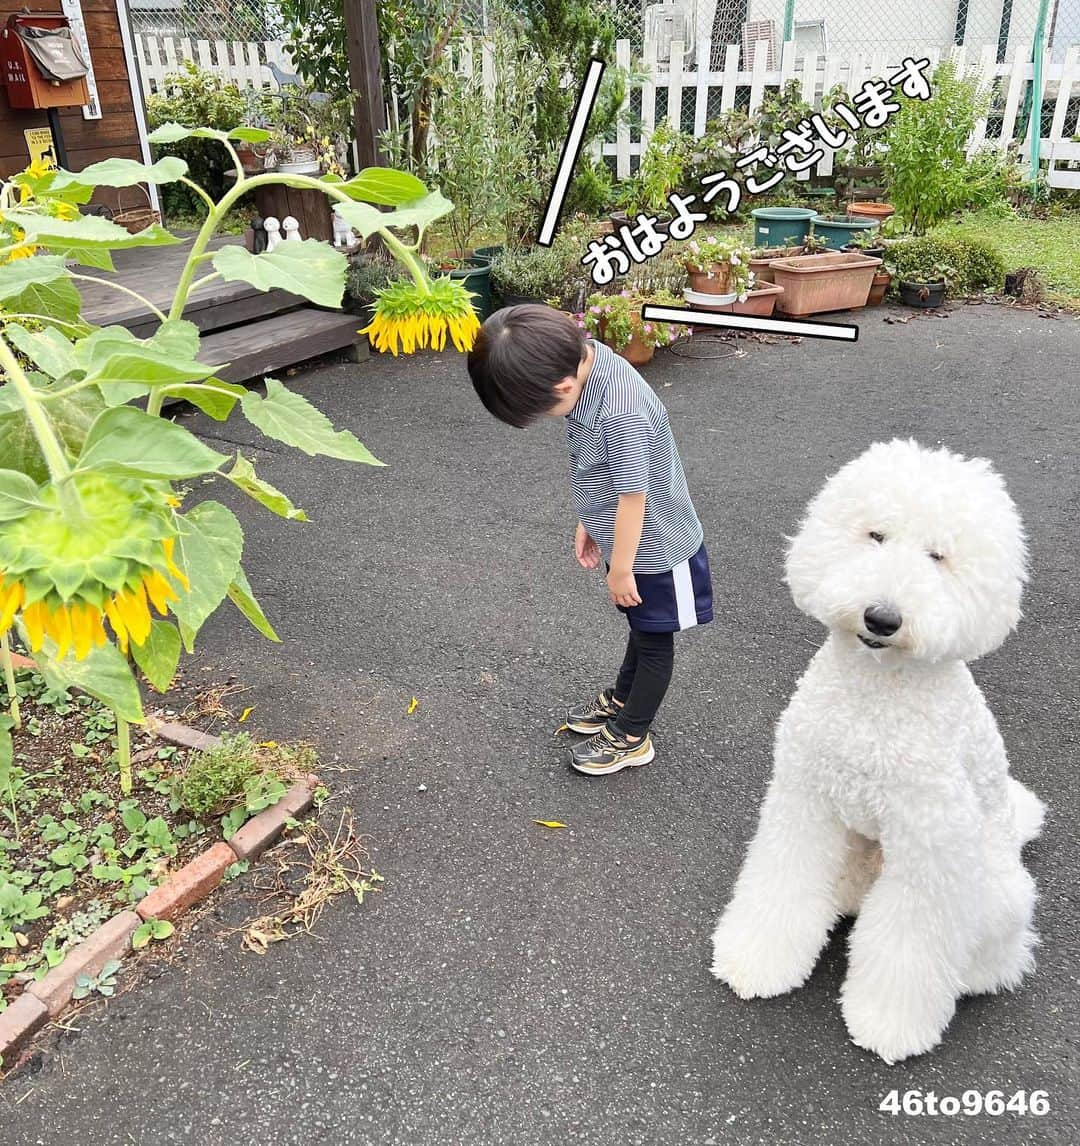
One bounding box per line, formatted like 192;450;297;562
616;543;714;632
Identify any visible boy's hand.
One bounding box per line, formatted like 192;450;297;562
575;523;601;569
607;567;642;608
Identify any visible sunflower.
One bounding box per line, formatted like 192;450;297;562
360;277;480;356
0;474;189;662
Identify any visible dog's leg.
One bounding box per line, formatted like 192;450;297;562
840;806;980;1063
710;776;849;999
1008;777;1045;846
963;855;1037;995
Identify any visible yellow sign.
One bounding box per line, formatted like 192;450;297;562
24;127;58;170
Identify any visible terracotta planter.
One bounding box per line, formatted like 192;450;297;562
613;330;655;366
867;270;892;306
847;201;895;221
771;252;881;316
749;245;804;284
687;264;733;294
728;282;785;316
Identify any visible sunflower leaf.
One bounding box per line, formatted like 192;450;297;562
240;379;384;464
224;453;308;521
76;406;228;479
0;387;105;484
212;241;346;309
325;167;427;205
226;566;279;643
170;501;244;651
33;637;144;723
0;470;48;522
131;620;181;692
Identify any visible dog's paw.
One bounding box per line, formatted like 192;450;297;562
841;972;954;1063
709;917;813;999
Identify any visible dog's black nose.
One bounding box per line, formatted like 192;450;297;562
864;605;902;637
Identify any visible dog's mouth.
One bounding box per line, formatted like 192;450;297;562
858;634;890;650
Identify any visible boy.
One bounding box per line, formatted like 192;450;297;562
468;304;712;776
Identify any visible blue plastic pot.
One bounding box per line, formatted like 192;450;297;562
751;207;817;248
810;214;880;251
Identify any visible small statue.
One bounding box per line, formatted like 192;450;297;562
282;215;301;242
332;214;357;249
264;216;282;251
250;215;267;254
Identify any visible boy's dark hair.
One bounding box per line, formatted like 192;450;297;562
468;304;586;428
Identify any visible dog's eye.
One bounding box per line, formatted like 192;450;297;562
929;551;945;563
868;531;885;544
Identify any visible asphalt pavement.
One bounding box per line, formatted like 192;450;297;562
3;302;1077;1145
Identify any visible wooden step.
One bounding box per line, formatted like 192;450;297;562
198;307;368;383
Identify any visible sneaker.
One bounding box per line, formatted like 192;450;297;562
570;725;655;776
566;689;621;734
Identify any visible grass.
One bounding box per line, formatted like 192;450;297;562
935;207;1080;306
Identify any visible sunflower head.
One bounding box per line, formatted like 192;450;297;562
360;277;480;356
0;473;187;660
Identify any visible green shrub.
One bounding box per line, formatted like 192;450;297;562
887;234;1005;295
177;733;267;815
146;63;273;219
345;256;407;315
884;61;992;233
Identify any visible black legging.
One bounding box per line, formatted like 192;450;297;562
611;628;675;738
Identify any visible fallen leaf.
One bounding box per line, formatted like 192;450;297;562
407;697;419;714
14;932;28;948
238;706;255;722
533;820;568;829
552;723;571;735
259;740;278;748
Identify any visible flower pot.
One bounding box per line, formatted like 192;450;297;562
751;207;817;248
683;287;736;309
810;214;879;251
614;330;654;366
276;148;321;175
729;282;785;316
442;256;493;319
867;270;892;306
846;201;895;221
899;279;946;308
771;252;881;316
687;265;734;295
749;245;804;284
842;243;886;261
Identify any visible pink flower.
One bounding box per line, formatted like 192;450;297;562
643;323;653;334
590;305;602;314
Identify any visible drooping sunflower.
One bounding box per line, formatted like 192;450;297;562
0;473;188;661
360;277;480;356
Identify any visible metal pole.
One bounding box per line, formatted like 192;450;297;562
783;0;796;43
1028;0;1052;187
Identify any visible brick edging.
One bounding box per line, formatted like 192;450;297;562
1;719;317;1069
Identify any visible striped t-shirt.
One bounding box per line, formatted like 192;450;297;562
565;341;704;575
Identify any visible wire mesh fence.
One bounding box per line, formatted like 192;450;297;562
592;1;1079;64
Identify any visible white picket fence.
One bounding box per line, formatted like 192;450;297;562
135;35;295;94
135;33;1080;185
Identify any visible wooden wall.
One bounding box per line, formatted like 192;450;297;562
0;0;143;199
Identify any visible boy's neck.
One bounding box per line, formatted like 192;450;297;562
571;341;595;404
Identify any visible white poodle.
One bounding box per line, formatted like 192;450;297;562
710;439;1045;1063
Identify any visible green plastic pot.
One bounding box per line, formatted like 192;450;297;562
810;214;880;251
751;207;817;248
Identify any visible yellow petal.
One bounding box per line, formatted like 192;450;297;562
49;603;73;660
162;538;189;589
0;580;23;633
70;602;94;660
533;820;568;829
22;600;45;650
117;584;152;646
104;597;129;653
144;569;177;615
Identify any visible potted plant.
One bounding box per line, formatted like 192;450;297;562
582;289;682;365
841;231;886;260
749;242;805;284
267;87;351;176
677;235;754;297
897;259;951;308
491;240;585;309
810;213;880;251
867;264;893;306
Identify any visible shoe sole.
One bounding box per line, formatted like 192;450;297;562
570;742;655;776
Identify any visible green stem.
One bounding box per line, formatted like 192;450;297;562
115;714;132;796
0;313;87;332
0;331;83;518
179;176;216;212
147;169;433;418
189;271;222;295
1;633;21;731
70;274;167;323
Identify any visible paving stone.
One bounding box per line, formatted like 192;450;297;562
227;782;315;861
28;911;140;1017
136;843;235;922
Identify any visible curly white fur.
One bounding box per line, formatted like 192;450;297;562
710;439;1045;1063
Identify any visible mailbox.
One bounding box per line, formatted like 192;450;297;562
1;13;90;110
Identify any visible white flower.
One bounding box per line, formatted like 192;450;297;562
730;254;740;265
